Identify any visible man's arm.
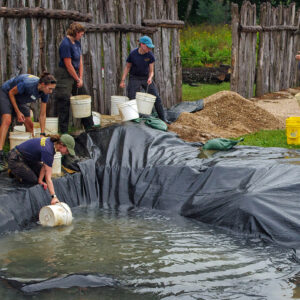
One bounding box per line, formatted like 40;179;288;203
40;164;59;205
39;102;47;134
120;62;132;88
147;63;154;85
64;57;81;85
78;55;83;88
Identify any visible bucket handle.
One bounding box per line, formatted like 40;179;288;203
56;202;72;223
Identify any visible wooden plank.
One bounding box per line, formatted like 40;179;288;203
293;12;300;87
6;1;19;77
230;3;239;93
161;27;172;108
280;6;288;90
286;3;296;89
269;6;276;92
83;23;157;34
256;3;267;97
237;2;247;97
0;7;92;21
248;2;256;98
142;19;184;28
274;5;283;91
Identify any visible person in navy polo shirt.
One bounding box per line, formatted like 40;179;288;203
119;35;168;123
7;134;75;205
0;72;56;172
54;22;94;134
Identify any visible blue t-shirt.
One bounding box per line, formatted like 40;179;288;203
126;48;155;77
1;74;49;104
59;37;82;71
16;137;55;167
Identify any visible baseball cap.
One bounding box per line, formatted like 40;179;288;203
60;134;75;156
139;36;155;48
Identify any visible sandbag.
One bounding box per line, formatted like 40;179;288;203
203;138;244;150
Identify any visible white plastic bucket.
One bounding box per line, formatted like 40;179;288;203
118;100;139;121
111;95;129;115
13;125;26;132
9;132;31;149
92;111;101;126
70;95;92;118
52;152;62;175
135;92;156;114
39;202;73;227
45;117;58;135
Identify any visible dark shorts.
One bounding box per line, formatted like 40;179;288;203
7;148;42;184
0;88;30;117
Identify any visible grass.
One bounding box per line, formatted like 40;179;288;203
232;130;300;149
182;82;230;101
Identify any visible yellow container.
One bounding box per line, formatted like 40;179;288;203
286;117;300;145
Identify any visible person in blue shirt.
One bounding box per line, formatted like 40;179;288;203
7;134;75;205
119;35;168;123
0;72;56;171
54;22;94;134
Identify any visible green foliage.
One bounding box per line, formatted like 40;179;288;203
196;0;231;24
232;129;300;149
182;82;230;100
180;25;231;67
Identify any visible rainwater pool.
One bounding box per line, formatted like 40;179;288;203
0;207;299;299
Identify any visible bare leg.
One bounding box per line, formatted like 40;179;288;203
24;117;33;135
0;114;11;150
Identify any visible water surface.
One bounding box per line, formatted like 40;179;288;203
0;208;299;299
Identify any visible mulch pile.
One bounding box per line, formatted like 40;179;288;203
168;91;284;143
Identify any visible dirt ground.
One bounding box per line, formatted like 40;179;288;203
168;88;300;143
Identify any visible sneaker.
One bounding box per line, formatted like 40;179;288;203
0;158;8;172
0;151;8;172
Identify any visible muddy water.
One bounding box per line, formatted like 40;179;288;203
0;208;299;299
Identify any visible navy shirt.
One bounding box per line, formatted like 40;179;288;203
59;37;82;71
126;48;155;77
16;137;55;167
1;74;49;104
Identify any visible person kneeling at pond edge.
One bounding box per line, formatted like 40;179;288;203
0;72;57;172
7;134;75;205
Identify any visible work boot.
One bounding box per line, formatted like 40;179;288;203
0;151;8;172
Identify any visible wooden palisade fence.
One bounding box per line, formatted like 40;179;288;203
0;0;184;118
231;1;300;98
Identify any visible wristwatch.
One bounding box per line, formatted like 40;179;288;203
40;132;46;136
51;194;57;198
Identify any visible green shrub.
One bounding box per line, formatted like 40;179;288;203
180;25;231;68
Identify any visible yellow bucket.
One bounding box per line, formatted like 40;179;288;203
286;117;300;145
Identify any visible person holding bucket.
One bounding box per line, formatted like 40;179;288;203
119;35;169;123
54;22;94;134
0;72;57;172
7;134;75;205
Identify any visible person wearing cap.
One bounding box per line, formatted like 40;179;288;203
0;72;57;172
7;134;75;205
120;35;168;123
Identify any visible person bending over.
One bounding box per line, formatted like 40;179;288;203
0;72;56;171
7;134;75;205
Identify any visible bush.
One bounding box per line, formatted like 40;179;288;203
180;25;231;68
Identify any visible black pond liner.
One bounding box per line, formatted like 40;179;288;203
1;122;300;251
0;272;119;294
